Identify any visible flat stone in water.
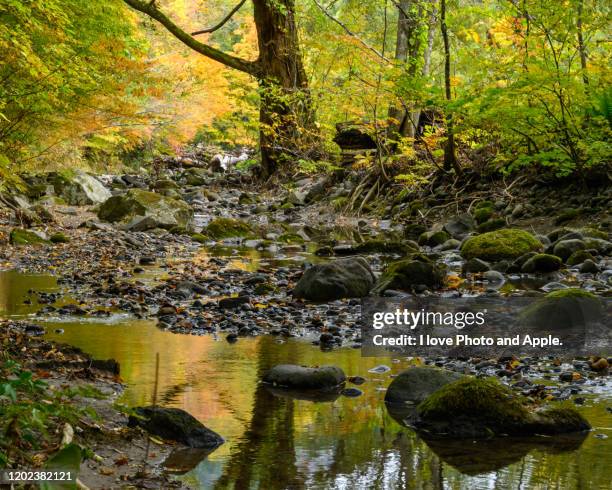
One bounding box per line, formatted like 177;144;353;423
368;365;391;374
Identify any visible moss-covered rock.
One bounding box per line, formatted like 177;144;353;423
521;253;562;273
552;239;586;262
520;288;604;329
277;232;305;244
415;377;590;438
374;254;445;293
202;218;252;240
352;239;419;255
477;218;506;233
49;232;70;243
581;227;608;240
566;250;595;266
418;230;450;247
9;228;49;246
404;223;428;241
98;189;193;231
554;208;582;225
191;233;209;244
460;229;542;262
473;207;494;224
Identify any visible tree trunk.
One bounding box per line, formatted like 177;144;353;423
123;0;317;179
440;0;460;174
576;0;589;88
253;0;317;178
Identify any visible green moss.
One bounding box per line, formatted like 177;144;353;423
418;230;450;247
520;288;603;328
581;227;608;240
331;196;349;210
476;218;506;233
460;229;542;261
9;228;49;246
280;202;294;210
472;207;494;224
353;239;418;255
49;232;70;243
521;253;562;273
554;208;582;225
203;218;252;239
566;250;595;266
374;253;445;292
474;200;494;210
545;288;597;300
278;232;304;244
191;233;209;243
169;226;189;235
417;377;530;425
254;282;276;295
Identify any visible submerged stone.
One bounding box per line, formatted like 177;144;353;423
262;364;346;390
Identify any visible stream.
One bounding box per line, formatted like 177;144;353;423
1;251;611;489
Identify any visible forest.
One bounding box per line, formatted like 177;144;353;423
0;1;610;489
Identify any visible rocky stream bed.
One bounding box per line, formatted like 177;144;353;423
0;154;610;488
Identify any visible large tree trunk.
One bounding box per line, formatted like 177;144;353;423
123;0;317;179
253;0;317;178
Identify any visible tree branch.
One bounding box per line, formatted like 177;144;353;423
123;0;259;75
312;0;390;62
192;0;247;35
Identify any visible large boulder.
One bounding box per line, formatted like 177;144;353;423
128;406;223;449
415;377;590;438
521;253;563;273
461;229;542;262
373;254;445;293
262;364;346;390
293;257;375;301
49;170;111;205
385;367;464;404
98;189;193;231
519;288;604;329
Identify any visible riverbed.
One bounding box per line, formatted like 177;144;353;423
1;263;610;489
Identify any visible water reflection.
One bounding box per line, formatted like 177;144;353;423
40;323;611;490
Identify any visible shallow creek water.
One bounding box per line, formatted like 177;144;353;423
0;261;611;489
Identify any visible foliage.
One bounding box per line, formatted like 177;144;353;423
0;359;99;468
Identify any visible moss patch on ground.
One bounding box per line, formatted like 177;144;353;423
203;218;253;240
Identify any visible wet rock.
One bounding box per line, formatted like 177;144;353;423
567;250;595;266
128;406;224;448
579;259;600;273
341;388;363;397
437;239;461;251
98;189;193;231
262;364;346;390
368;365;391;374
373;254;445;293
415;377;590;438
553;239;586;262
477;218;506;233
293;257;375;301
348;376;366;385
463;258;491;273
443;213;476;239
461;229;542;262
218;295;250;309
521;254;562;273
385;367;464;404
418;230;450;247
589;357;609;371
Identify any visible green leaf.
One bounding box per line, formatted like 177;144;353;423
40;443;81;490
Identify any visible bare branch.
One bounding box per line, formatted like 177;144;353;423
123;0;259;75
312;0;390;62
192;0;247;35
